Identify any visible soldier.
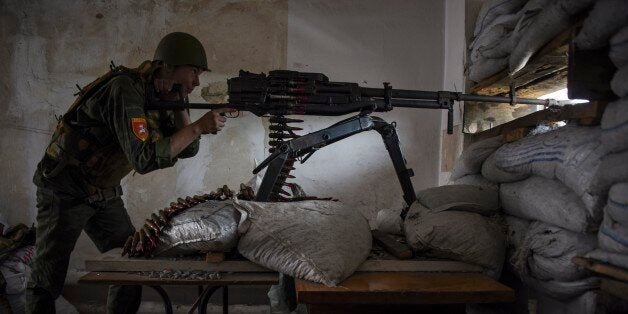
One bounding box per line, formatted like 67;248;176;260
27;32;233;313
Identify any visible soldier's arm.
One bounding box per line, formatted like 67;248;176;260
173;110;200;158
105;76;180;174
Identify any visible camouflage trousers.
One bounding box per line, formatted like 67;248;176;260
26;187;141;314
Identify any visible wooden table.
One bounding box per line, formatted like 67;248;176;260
82;251;504;314
296;272;515;314
79;271;278;314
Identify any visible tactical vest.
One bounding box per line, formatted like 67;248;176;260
42;61;153;180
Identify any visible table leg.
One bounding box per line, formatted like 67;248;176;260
199;286;221;314
222;286;229;314
149;285;173;314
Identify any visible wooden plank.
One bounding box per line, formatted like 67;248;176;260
78;271;278;286
356;260;482;273
469;101;606;143
296;272;514;305
371;230;413;260
469;23;574;97
205;252;225;264
86;259;273;272
572;256;628;282
86;257;482;273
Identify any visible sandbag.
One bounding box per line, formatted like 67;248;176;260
611;65;628;97
153;201;240;257
521;274;600;300
591;151;628;196
468;57;509;82
470;14;520;61
451;136;504;180
417;184;499;216
505;215;530;249
610;25;628;67
482;151;529;183
236;200;371;286
473;0;527;37
512;222;596;281
600;98;628;153
403;202;505;278
598;212;628;254
375;206;404;235
500;177;598;233
480;0;550;59
491;125;607;211
509;0;595;73
574;0;628;50
586;248;628;269
452;174;499;190
606;183;628;226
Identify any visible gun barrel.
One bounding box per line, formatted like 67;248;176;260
361;87;550;106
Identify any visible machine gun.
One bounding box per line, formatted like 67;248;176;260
147;70;556;216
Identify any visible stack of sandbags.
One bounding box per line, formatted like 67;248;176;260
486;124;628;307
449;135;503;189
404;185;505;278
468;0;528;82
468;0;595;82
573;0;628;98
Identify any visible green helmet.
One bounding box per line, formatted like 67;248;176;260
153;32;209;70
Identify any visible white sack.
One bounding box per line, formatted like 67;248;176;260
512;222;596;282
521;274;600;300
610;25;628;67
236;200;371;286
375;206;404;235
606;183;628;225
611;65;628;97
473;0;527;37
500;177;598;233
468;57;509;82
574;0;628;50
0;246;34;295
403;202;505;278
591;151;628;196
510;0;596;74
505;215;530;249
586;248;628;269
481;0;550;59
598;212;628;254
482;151;529;183
452;174;499;190
491;125;608;212
600;98;628;153
417;184;499;216
451;136;504;180
154;201;240;257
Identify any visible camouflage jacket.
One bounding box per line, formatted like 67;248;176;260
33;70;199;196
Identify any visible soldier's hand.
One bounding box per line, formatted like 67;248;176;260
194;108;237;134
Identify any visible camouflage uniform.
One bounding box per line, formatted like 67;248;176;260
28;63;199;314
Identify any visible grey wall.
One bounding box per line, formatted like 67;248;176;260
0;0;463;274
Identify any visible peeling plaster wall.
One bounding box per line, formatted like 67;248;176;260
0;0;288;269
0;0;458;273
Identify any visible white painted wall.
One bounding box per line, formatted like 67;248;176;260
0;0;463;273
286;0;446;215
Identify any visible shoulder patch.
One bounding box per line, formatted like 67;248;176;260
131;117;149;141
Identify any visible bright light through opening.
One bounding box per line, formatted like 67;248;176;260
538;88;588;104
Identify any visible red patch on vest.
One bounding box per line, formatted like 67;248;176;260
131;117;149;142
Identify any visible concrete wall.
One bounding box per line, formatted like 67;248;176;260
0;0;463;275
